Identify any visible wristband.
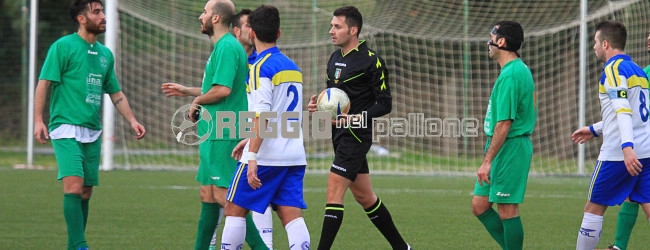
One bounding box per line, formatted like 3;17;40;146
243;152;257;161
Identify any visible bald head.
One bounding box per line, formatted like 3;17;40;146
209;0;235;27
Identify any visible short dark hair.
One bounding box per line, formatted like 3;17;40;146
69;0;103;24
333;6;363;36
213;1;235;27
232;8;252;29
249;5;280;43
494;20;524;51
596;20;627;50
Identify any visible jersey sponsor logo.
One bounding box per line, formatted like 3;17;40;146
99;56;108;70
331;164;346;172
607;89;627;99
87;50;98;55
335;68;342;80
261;228;272;233
210;176;220;180
496;192;510;197
335;62;346;67
579;227;597;238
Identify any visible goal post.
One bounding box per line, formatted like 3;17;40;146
106;0;650;175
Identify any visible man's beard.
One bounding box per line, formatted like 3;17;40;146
86;21;106;35
201;22;214;37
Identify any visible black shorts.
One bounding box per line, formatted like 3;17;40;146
331;135;372;181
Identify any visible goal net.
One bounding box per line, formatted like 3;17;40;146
110;0;650;175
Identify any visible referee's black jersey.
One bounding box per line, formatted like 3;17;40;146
326;40;392;142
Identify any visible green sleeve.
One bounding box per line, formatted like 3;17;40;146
102;51;121;94
39;41;66;82
494;76;518;122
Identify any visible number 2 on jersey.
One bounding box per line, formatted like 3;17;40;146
286;84;299;120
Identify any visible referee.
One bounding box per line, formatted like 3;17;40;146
307;5;412;250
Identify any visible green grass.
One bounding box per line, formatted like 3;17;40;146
1;166;649;249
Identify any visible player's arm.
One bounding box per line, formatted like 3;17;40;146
605;70;642;175
161;83;201;97
477;119;512;185
34;80;51;144
192;85;232;105
364;55;392;120
109;91;146;139
244;70;274;189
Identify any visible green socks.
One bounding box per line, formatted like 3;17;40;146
503;216;524;250
477;208;506;249
614;202;639;250
195;202;221;250
245;213;268;250
64;193;87;250
81;199;89;231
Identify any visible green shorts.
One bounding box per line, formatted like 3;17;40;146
51;138;102;186
474;136;532;204
197;140;240;187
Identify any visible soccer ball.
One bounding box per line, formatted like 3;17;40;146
170;104;212;145
317;88;351;120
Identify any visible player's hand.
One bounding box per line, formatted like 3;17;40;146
307;95;318;113
188;102;200;123
623;146;642;176
232;139;249;160
34;121;49;144
130;120;146;139
571;126;594;144
247;160;262;190
476;162;491;186
162;83;189;97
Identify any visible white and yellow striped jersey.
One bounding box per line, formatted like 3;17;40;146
590;54;650;161
242;46;307;166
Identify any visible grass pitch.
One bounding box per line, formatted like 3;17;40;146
1;166;649;249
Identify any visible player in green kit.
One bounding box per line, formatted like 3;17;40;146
160;1;265;249
472;21;537;250
34;1;146;249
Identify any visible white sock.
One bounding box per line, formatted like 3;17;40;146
253;205;274;249
209;207;225;247
576;212;603;250
285;217;310;250
221;216;246;250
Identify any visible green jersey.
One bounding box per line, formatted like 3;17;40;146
198;33;248;140
644;65;650;77
39;33;121;131
484;58;537;138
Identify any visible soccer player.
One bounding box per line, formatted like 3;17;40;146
204;8;273;250
601;28;650;250
220;5;310;250
472;21;536;250
160;1;266;250
33;0;146;249
306;6;412;250
232;9;274;250
571;20;650;250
